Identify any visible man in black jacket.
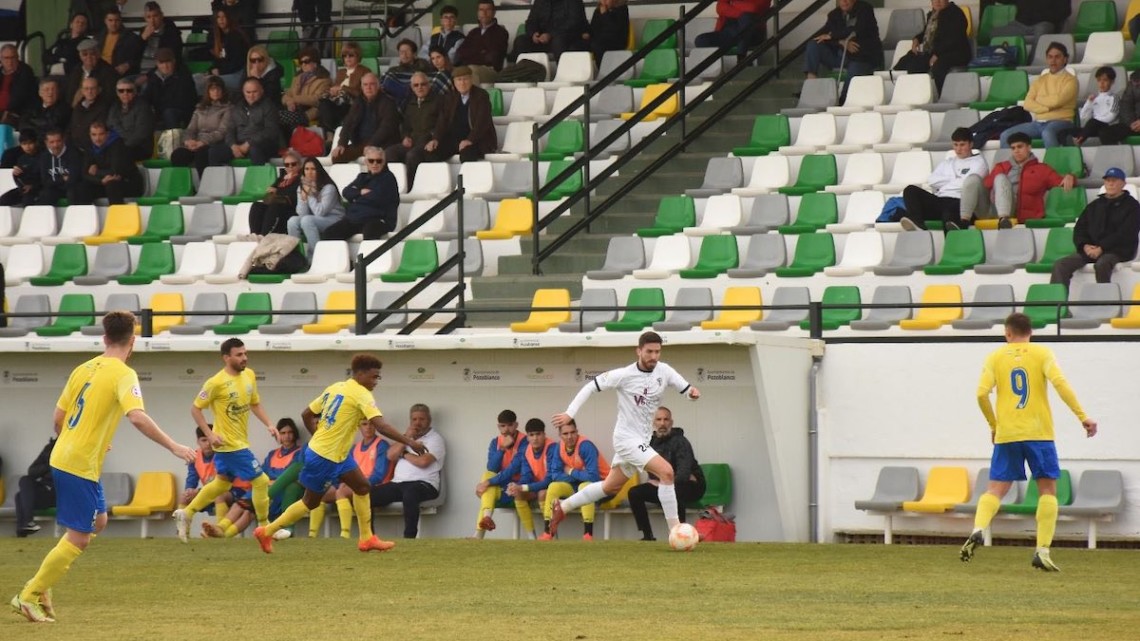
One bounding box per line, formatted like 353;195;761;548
0;45;39;126
138;1;183;72
37;129;83;206
512;0;590;60
210;78;279;166
98;8;145;78
324;146;399;240
141;48;197;130
627;407;706;541
331;73;399;164
0;129;42;206
22;79;72;142
803;0;881;85
1051;167;1140;288
72;120;143;205
988;0;1070;44
15;437;57;537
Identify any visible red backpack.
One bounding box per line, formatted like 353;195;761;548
289;126;324;158
695;508;736;542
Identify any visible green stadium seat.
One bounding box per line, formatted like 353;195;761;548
778;192;838;234
211;292;273;335
637;195;695;237
222;166;277;205
969;35;1025;76
1026;227;1075;273
977;3;1016;44
1072;2;1117;42
691;463;732;508
604;288;666;331
968;70;1028;111
639;19;677;50
924;229;985;275
802;286;861;330
1023;283;1069;328
137;167;194;206
28;244;87;286
487;86;504;117
380;239;439;283
541;160;583;200
625;49;679;88
678;235;739;278
267;30;300;63
774;233;835;277
777;154;837;195
1043;148;1085;178
185;32;207;45
127;204;185;244
535;121;584;160
731;114;790;157
349;28;382;59
1001;471;1073;514
142;158;172;169
1028;188;1087;229
35;293;95;337
116;242;175;285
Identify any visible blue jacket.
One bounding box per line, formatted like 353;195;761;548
487;441;558;491
551;438;602;484
343;167;398;228
485;433;523;475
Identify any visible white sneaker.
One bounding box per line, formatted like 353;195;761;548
173;509;190;543
272;529;292;540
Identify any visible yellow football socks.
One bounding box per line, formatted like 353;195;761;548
22;537;82;600
308;503;326;538
973;493;1001;532
353;493;373;541
515;499;535;537
185;477;234;517
251;474;271;527
1036;494;1058;549
336;498;354;538
268;500;311;537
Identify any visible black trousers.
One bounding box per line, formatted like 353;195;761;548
15;476;55;535
512;32;588;62
370;481;440;538
424;138;484;164
248;201;295;236
70;178;142;205
902;185;961;229
322;215;394;241
627;479;706;539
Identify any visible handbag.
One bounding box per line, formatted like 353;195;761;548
694;507;736;542
968;43;1017;69
156;128;184;160
893;50;931;74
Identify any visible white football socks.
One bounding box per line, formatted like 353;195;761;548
659;483;680;531
562;482;608;512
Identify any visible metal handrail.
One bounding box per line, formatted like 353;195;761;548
19;31;47;77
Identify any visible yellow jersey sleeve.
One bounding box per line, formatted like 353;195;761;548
975;353;998;431
248;368;261;406
193;376;216;410
116;368;144;415
352;386;382;421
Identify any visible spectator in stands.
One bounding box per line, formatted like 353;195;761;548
1116;70;1140;141
247;148;302;236
586;0;630;66
138;1;182;73
893;0;970;92
310;419;391;539
503;418;558;540
142;48;197;130
1050;168;1140;288
70;0;124;34
317;42;368;140
803;0;882;90
325;146;399;240
107;78;156;162
66;39;118;108
188;8;249;93
988;0;1070;44
211;0;259;42
280;47;331;131
98;8;144;78
241;45;284;107
1072;67;1125;146
429;45;454;91
381;39;433;102
14;436;56;537
210;77;280;167
68;76;112;153
425;66;496;163
72;120;144;205
23;80;72;143
455;0;510;84
0;129;42;206
288;156;345;254
900;127;989;232
372;403;446;539
628;407;705;542
384;71;438;182
998;42;1077;149
983;131;1076;228
514;0;590;61
540;417;603;541
296;0;334;54
330;72;399;164
172;76;230;174
48;13;93;75
0;46;39;126
693;0;770;58
37;129;82;206
472;409;525;539
422;5;464;62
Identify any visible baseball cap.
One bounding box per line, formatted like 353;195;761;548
1103;167;1127;180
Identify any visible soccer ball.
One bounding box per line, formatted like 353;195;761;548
668;523;699;551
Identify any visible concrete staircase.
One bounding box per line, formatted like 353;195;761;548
464;68;803;327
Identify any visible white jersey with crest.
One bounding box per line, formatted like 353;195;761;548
570;361;691;444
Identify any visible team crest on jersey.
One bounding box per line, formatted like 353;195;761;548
132;386;142;398
197;390;209;400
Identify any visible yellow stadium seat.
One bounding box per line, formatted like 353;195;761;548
902;466;970;513
148;293;184;335
961;5;973;38
620;84;679;122
510;288;571;332
1127;0;1140;40
599;472;639;511
973;218;1017;230
1110;284;1140;329
302;291;356;334
626;23;635;50
0;476;5;505
701;287;762;330
84;204;142;245
476;198;533;240
899;285;962;330
111;471;178;537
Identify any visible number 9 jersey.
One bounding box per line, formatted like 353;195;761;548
52;356;145;481
976;343;1088;444
306;378;382;464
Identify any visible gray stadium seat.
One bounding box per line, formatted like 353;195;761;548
438;238;485;281
595;51;635;86
727;233;786;277
73;242;131;285
180;166;235;205
919;72;980;113
729;194;790;235
882;8;925;52
482;162;531;201
685;47;724;82
849;285;913;330
1059;470;1125;547
559;288;617;333
872;230;934;275
169;202;226;244
1080;146;1134;188
923;109;981;151
685;157;744;198
750;286;810;331
951;284;1015;329
0;294;51;337
592;119;631;157
653;287;714;331
81;293;141;335
258;291;317;334
951;467;1020;514
367;290;407;333
781;78;839;117
854;466;921;544
168;292;228;335
1024;34;1074;74
590;85;634;122
974;227;1036;274
1061;282;1122;329
102;472;134;510
586;236;646;279
431;199;490;240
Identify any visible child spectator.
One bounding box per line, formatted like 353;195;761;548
1073;66;1124;146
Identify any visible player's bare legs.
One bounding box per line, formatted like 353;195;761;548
552;467;630;537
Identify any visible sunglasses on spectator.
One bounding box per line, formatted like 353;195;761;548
117;88;135;93
250;56;265;62
365;158;384;164
343;52;358;58
284;161;298;167
300;58;314;64
411;82;427;87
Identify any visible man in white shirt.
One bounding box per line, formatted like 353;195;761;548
901;127;990;232
549;331;700;540
371;404;446;539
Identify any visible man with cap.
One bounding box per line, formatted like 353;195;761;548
65;39;118;108
141;48;197;129
424;66;496;163
1050;167;1140;288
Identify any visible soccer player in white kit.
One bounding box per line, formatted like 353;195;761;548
549;332;700;538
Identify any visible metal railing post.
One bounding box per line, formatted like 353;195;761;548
583;92;592;234
808;301;823;339
531;121;542;275
456;176;466;326
354;251;367;335
679;5;688;147
140;308;153;337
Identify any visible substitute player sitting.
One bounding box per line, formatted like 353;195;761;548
175;338;278;542
496;418;558;540
472;409;525;538
539;419;608;541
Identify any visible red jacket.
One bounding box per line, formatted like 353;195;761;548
983;156;1063;221
715;0;771;30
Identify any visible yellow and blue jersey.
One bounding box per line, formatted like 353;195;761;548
52;356;145;482
307;379;382;464
977;342;1088;444
193;368;260;453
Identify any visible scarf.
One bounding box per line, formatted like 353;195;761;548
922;9;940;53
